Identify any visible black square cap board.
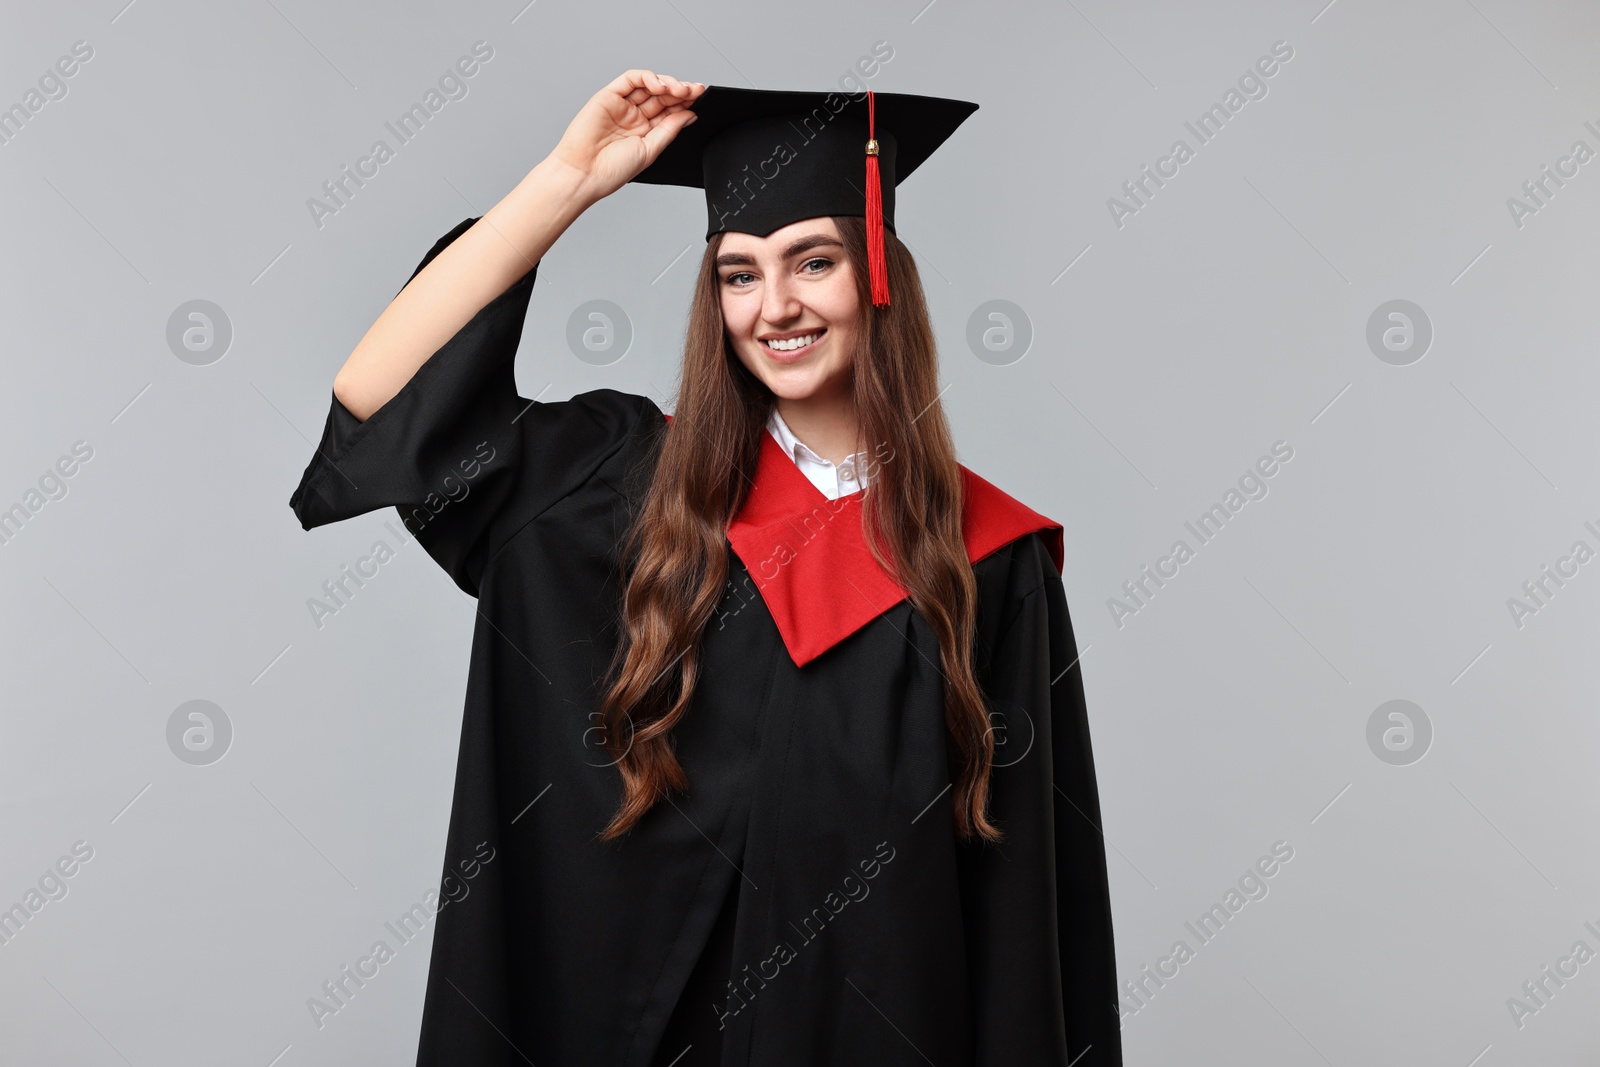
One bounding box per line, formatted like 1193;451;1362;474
630;86;979;306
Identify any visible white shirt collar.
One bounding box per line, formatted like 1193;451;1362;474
765;407;872;500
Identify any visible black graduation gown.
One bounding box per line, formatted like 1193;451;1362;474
288;218;1123;1067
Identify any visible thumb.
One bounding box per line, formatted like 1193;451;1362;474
639;109;698;166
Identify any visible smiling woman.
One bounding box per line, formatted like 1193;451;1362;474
715;221;863;463
289;70;1120;1067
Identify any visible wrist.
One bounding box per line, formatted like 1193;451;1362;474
531;152;605;210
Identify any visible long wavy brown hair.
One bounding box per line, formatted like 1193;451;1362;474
595;214;1002;845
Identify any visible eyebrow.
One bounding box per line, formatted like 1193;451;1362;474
714;234;843;269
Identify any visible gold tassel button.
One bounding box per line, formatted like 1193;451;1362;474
865;139;879;156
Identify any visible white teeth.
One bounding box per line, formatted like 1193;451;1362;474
763;332;820;352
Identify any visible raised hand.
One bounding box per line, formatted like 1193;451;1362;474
549;69;706;202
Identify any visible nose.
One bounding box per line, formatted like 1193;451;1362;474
760;270;803;328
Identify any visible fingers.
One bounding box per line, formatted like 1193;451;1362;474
603;69;648;97
644;101;697;131
615;70;667;101
650;71;703;98
633;92;677;120
635;92;701;122
659;73;704;97
609;69;705;107
639;106;700;162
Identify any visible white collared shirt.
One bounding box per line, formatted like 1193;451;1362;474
766;407;872;500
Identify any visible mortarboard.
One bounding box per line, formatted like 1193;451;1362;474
630;86;979;308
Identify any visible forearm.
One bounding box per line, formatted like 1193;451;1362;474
332;155;599;421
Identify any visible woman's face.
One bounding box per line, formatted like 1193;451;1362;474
716;216;860;407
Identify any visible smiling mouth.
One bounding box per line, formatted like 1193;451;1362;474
762;329;826;354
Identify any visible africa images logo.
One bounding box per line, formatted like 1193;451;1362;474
305;41;495;229
712;840;897;1028
305;841;497;1030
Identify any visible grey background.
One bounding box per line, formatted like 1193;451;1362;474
3;0;1597;1063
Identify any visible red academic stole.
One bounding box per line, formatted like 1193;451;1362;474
666;414;1065;667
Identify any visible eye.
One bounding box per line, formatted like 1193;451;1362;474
723;271;755;287
800;257;833;274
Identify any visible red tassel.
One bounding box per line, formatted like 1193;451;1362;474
865;90;890;308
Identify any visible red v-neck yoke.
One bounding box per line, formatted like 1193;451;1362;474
666;413;1065;667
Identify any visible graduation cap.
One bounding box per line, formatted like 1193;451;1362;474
631;86;979;307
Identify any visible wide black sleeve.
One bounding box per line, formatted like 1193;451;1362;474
288;217;652;595
962;569;1124;1066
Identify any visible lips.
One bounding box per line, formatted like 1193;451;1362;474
760;328;825;361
